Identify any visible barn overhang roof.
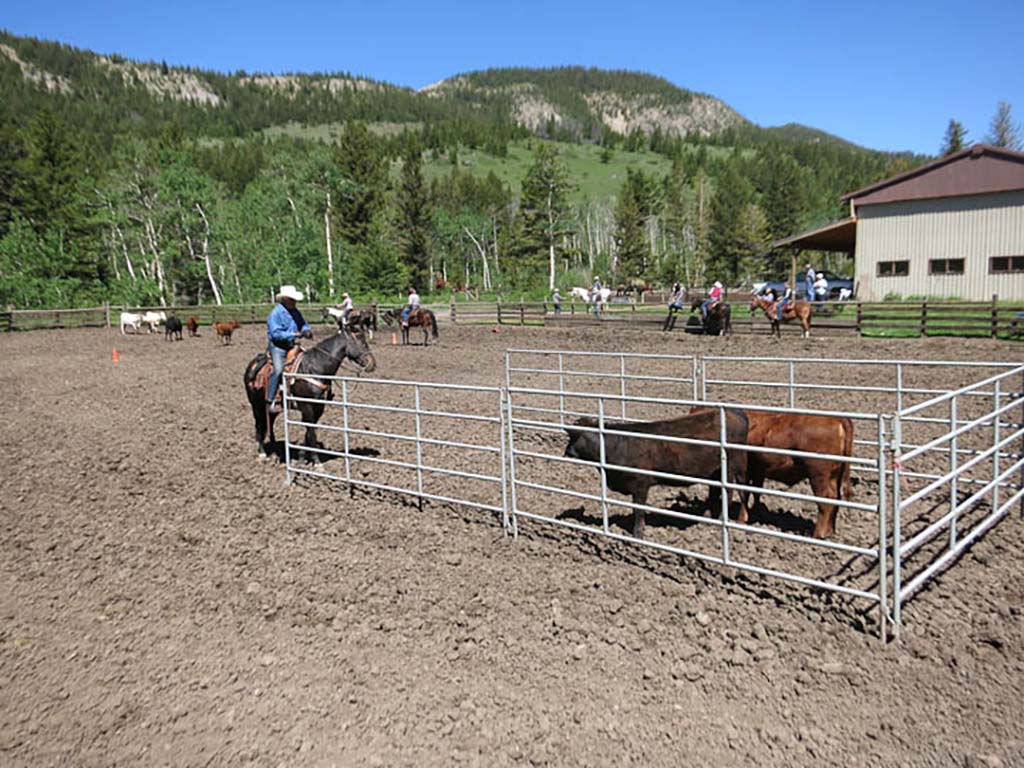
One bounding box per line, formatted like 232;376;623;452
771;216;856;253
841;144;1024;207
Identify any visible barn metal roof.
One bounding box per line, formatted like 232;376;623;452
771;216;856;252
842;144;1024;207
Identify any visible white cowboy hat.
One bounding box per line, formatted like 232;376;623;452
342;292;350;298
276;285;304;301
714;281;723;288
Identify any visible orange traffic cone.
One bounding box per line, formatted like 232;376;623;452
391;332;397;345
111;348;120;362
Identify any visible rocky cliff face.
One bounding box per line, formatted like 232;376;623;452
421;70;745;138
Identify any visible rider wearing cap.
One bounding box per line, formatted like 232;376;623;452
266;285;311;414
701;281;723;320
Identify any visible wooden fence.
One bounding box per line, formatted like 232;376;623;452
4;296;1024;339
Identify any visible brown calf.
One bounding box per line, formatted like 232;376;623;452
693;406;854;538
214;320;241;345
186;316;200;337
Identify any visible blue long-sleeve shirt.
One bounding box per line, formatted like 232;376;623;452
267;302;310;346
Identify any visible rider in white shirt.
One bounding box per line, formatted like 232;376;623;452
401;287;421;327
339;292;354;325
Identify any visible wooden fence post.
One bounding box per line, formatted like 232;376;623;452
920;299;928;337
570;299;575;316
497;303;503;325
104;302;111;328
992;293;999;338
450;299;456;323
856;302;863;335
519;297;525;326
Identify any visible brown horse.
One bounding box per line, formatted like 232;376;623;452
750;295;812;338
382;307;439;346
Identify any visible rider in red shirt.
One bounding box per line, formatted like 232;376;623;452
701;281;723;320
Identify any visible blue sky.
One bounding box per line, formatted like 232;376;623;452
3;0;1022;155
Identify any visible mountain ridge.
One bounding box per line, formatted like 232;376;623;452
0;29;874;151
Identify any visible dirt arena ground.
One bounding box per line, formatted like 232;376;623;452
2;321;1023;767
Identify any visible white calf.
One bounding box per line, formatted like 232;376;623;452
120;312;143;335
141;311;167;333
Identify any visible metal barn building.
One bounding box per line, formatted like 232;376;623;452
774;145;1024;301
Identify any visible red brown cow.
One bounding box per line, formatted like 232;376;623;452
186;316;200;337
213;320;241;345
564;409;750;538
692;406;854;538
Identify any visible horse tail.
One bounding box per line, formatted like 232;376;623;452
430;309;439;338
244;354;269;444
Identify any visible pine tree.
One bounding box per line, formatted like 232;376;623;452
355;214;407;295
986;101;1021;150
514;143;573;289
660;159;691;285
0;126;25;238
334;121;387;246
761;152;806;275
707;159;754;285
395;142;431;292
614;168;658;281
940;119;968;155
614;190;647;280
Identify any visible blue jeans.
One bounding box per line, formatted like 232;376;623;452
401;306;413;325
776;299;791;320
701;299;714;319
267;343;289;404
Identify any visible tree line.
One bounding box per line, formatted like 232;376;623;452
0;106;906;309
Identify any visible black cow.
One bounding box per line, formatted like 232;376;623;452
564;409;749;538
165;316;183;341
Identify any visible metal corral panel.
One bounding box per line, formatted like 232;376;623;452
855;190;1024;300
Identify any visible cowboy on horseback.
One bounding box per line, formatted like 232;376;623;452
401;286;421;328
266;285;312;415
701;281;723;321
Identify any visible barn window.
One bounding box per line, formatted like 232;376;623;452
989;256;1024;274
929;258;965;275
877;260;910;277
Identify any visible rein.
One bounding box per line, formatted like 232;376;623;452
301;333;369;383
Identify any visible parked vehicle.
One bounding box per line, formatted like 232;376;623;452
752;271;854;300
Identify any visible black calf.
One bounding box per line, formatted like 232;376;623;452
165;316;183;341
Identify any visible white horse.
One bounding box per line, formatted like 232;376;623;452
570;287;612;306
